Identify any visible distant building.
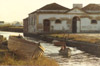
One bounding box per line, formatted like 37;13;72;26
24;3;100;34
12;22;22;27
0;21;4;25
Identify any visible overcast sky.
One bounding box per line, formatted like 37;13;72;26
0;0;100;22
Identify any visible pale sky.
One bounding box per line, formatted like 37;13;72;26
0;0;100;23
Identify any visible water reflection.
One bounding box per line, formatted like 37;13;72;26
0;31;23;40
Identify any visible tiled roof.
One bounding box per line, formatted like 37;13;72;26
29;11;37;14
30;3;100;14
82;4;100;13
30;3;69;14
39;3;69;10
23;17;28;21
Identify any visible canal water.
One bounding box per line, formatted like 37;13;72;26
0;31;23;40
0;31;100;66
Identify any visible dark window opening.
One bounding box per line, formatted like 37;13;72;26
55;19;61;24
91;20;97;24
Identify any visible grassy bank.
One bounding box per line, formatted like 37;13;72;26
0;34;59;66
0;48;59;66
49;34;100;43
0;24;23;32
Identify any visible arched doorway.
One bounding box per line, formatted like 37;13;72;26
43;19;50;32
72;16;80;33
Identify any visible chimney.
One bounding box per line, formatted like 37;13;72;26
73;4;83;8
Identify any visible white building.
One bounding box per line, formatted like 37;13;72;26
24;3;100;34
12;22;22;27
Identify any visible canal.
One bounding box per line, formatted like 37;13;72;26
0;31;100;66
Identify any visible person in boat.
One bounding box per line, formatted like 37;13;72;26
59;44;71;58
59;44;66;51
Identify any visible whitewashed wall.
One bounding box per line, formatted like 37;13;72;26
27;9;100;33
38;14;75;32
50;20;69;31
81;18;91;31
81;17;100;32
28;14;37;33
37;13;100;33
77;21;81;33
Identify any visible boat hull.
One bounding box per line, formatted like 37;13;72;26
59;48;71;58
8;36;44;59
54;42;66;46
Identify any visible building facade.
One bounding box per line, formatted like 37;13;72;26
24;3;100;34
23;18;28;33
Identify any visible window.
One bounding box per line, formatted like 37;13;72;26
91;20;97;24
55;19;61;24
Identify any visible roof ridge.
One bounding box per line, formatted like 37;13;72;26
39;3;69;10
82;4;100;10
82;4;100;13
29;3;70;14
82;4;100;9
